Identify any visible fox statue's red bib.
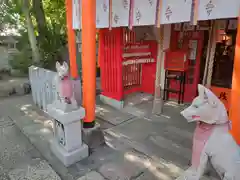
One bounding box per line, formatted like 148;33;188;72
176;84;240;180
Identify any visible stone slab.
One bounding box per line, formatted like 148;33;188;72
104;116;194;168
122;100;154;119
14;82;31;96
0;124;34;160
0;116;14;127
51;140;89;167
98;150;148;180
8;160;61;180
0;77;30;97
136;169;217;180
4;97;77;179
0;125;41;172
135;170;170;180
82;122;105;149
96;104;134;125
2;95;217;180
77;171;105;180
140;135;191;167
100;95;124;110
104;128;189;177
0;113;61;180
124;92;153;107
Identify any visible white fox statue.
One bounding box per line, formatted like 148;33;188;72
176;84;240;180
54;61;78;112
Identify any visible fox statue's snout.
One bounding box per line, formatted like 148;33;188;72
181;84;228;125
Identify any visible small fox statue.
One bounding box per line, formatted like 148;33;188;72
54;61;78;111
176;84;240;180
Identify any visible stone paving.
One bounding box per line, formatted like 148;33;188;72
0;95;220;180
77;171;105;180
0;115;61;180
96;104;134;126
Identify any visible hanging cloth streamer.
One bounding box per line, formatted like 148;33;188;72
128;0;134;30
109;0;112;30
190;0;198;25
155;0;162;28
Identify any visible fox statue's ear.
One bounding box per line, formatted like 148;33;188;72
63;61;69;70
204;87;218;107
56;61;61;71
197;84;206;99
198;84;219;107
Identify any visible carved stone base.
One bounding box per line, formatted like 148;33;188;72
47;104;88;167
50;140;88;167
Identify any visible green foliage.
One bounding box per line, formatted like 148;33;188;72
0;0;25;34
9;49;33;74
43;0;66;35
2;0;67;71
38;0;67;69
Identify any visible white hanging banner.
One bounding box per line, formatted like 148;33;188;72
72;0;81;30
197;0;239;20
112;0;130;27
160;0;192;24
96;0;110;28
132;0;158;26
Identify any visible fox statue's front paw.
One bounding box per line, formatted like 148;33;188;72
64;97;71;104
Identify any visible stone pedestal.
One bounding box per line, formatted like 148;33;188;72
47;104;89;167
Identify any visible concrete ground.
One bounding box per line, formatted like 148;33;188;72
0;109;61;179
0;94;219;180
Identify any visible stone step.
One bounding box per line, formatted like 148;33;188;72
0;77;30;97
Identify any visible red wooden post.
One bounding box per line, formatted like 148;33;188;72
230;12;240;144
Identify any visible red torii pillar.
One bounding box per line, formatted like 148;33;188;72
66;0;96;128
230;13;240;144
65;0;78;78
81;0;96;128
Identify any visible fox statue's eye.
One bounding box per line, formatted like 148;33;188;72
211;101;217;107
193;104;198;108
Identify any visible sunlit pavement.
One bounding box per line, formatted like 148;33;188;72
0;114;61;180
0;95;217;180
